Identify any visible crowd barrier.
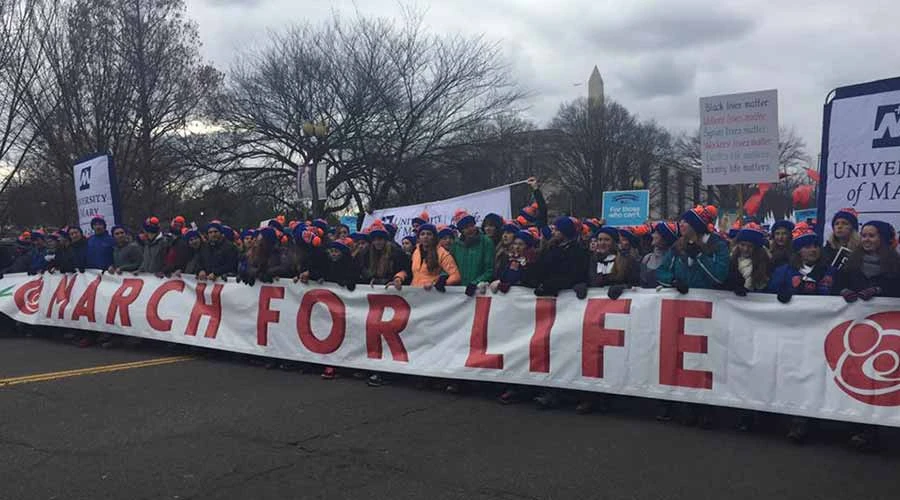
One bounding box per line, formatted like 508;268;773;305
1;271;899;427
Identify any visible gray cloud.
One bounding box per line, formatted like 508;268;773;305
618;57;696;99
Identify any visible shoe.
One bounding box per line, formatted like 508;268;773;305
321;367;336;380
850;428;878;452
787;419;808;444
655;403;673;422
100;339;117;349
575;401;593;415
77;337;95;348
445;383;460;394
367;374;384;387
699;414;715;430
737;414;754;432
534;392;559;410
264;360;278;370
498;390;519;405
352;371;368;380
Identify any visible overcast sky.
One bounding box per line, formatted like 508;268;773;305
187;0;899;159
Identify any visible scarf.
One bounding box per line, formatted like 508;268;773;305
737;256;754;288
596;253;616;275
862;253;881;279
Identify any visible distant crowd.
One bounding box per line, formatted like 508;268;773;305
3;177;898;452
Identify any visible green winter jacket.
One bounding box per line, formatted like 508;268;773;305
451;234;495;286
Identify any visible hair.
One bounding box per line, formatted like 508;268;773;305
731;244;771;288
594;242;632;284
828;231;860;253
845;243;900;275
367;241;394;279
417;236;441;274
789;249;821;270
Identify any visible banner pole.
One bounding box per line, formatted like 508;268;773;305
737;184;744;218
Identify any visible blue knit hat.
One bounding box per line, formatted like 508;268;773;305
792;224;819;251
241;229;256;239
111;224;127;235
514;230;536;247
328;238;352;255
183;230;200;241
258;227;278;245
143;216;161;233
832;208;859;231
737;224;767;247
482;213;503;229
595;226;620;242
502;222;519;234
653;221;679;246
418;223;437;236
681;205;717;235
437;226;456;239
90;216;107;228
770;220;795;237
619;227;640;248
553;216;577;240
402;235;417;246
350;231;370;242
312;219;329;233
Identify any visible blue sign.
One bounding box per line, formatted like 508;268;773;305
601;190;650;227
339;215;359;231
793;208;818;223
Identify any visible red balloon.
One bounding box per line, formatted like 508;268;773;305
793;184;814;208
744;192;762;216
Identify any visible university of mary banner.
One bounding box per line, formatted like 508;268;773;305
3;271;900;428
73;154;120;233
820;77;900;240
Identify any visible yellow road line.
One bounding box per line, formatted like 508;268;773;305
0;356;194;387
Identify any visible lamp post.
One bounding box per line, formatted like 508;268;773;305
632;178;645;190
300;121;329;218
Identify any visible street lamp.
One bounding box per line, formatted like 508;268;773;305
300;121;329;218
633;178;645;190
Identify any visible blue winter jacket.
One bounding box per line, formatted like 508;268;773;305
656;233;730;289
86;232;115;270
766;262;835;296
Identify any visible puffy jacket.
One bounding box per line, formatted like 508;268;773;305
69;239;88;270
86;232;115;270
534;239;589;294
767;262;835;296
396;246;461;287
496;250;539;288
310;253;361;287
656;233;730;290
357;246;411;285
198;240;239;277
451;235;495;286
113;242;144;272
138;234;170;273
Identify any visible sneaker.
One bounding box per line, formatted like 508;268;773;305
367;374;384;387
321;367;336;380
445;383;460;394
100;339;118;349
498;389;519;405
850;427;878;452
263;360;278;370
656;403;674;422
534;392;559;410
77;337;95;348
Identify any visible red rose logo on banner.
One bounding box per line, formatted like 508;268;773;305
13;278;43;315
824;312;900;406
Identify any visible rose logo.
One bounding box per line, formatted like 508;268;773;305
824;312;900;406
13;278;43;315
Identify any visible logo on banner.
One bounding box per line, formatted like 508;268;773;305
824;312;900;406
872;104;900;148
79;166;92;191
14;279;43;315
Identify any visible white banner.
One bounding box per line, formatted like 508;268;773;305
700;89;779;185
73;154;118;233
362;185;513;242
823;81;900;240
2;271;900;427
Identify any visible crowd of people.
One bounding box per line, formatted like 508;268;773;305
3;177;899;451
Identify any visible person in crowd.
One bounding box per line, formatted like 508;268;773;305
532;216;590;299
412;211;430;234
588;226;638;298
86;216;115;271
437;225;456;251
617;227;642;261
726;223;771;296
491;229;540;294
165;230;203;276
109;225;143;274
769;220;794;269
28;232;47;274
48;233;75;273
481;213;504;246
137;217;170;276
359;222;410;290
335;223;351;241
169;216;186;235
516;177;548;229
236;229;257;279
198;222;239;281
68;226;88;271
401;235;416;257
239;227;283;286
493;222;519;278
655;205;728;427
641;222;678;288
824;208;860;270
350;231;369;259
2;232;33;275
290;225;327;283
392;223;460;291
451;211;495;297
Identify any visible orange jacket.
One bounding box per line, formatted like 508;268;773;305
395;246;461;287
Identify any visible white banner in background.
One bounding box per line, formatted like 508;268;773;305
823;82;900;241
2;271;900;427
362;185;513;242
73;154;118;233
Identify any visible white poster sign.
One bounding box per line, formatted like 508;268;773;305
700;89;779;185
3;271;900;428
72;154;118;233
362;185;513;242
822;80;900;240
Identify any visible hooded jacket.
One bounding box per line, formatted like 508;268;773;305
451;234;495;286
534;238;589;294
656;233;730;290
138;233;170;273
86;232;115;270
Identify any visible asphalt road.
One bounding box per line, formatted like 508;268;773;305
2;325;900;500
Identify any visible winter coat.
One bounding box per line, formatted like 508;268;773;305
656;233;730;290
640;248;667;288
69;239;88;271
310;253;361;287
725;254;771;292
198;240;239;277
823;242;853;272
769;245;791;271
767;262;835;296
451;235;495;286
496;250;539;288
138;233;170;274
357;246;411;285
163;241;200;275
113;242;144;272
534;239;590;294
86;232;115;270
29;248;48;274
838;255;900;298
396;246;461;287
50;247;76;273
588;252;638;288
3;248;33;274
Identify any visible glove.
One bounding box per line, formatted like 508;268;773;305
346;282;356;292
534;285;558;297
733;285;748;297
607;284;625;300
434;275;448;293
841;289;858;303
465;283;478;297
684;243;701;258
477;282;489;295
489;280;501;294
78;268;85;273
573;283;588;300
674;281;689;295
858;287;881;301
27;269;36;276
498;282;511;294
777;291;792;304
259;272;274;284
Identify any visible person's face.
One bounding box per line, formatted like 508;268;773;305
418;230;435;247
372;237;387;251
799;244;820;264
243;236;254;247
46;238;58;250
113;228;128;245
338;226;350;239
439;235;453;249
92;223;106;235
511;239;526;255
189;236;201;249
69;228;82;242
484;224;497;238
501;231;515;245
207;227;222;242
679;221;696;240
651;232;664;249
58;237;69;248
833;219;852;240
618;238;631;252
412;222;421;232
737;241;754;258
550;226;564;243
461;223;478;239
327;248;342;261
774;228;790;246
34;238;45;249
597;233;614;254
861;226;881;252
402;239;413;253
356;240;369;252
589;238;600;253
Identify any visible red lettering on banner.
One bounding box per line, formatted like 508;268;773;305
365;295;411;362
659;299;713;389
146;280;185;332
185;283;223;338
297;289;346;354
529;298;556;373
46;275;76;319
70;276;101;323
257;286;285;346
465;296;503;369
105;279;144;327
582;298;630;378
